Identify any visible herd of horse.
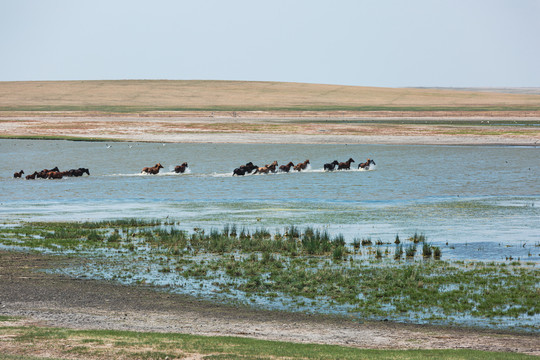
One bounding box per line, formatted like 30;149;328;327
14;167;90;180
233;158;375;176
13;158;375;178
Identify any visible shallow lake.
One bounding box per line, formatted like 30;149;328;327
1;139;539;262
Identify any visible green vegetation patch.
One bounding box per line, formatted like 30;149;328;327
0;324;536;360
1;221;539;330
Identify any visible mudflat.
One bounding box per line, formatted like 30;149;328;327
1;111;540;145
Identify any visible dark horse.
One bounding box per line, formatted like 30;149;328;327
358;159;376;170
63;168;90;177
142;163;163;175
293;159;310;172
13;170;24;178
233;162;258;176
25;171;38;180
279;162;295;173
338;158;355;170
174;162;189;173
323;160;339;171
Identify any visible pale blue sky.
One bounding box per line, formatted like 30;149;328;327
1;0;539;87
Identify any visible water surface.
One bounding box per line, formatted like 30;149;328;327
1;139;539;262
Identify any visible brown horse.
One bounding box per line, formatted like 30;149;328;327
174;162;189;173
47;171;63;179
279;162;295;173
358;158;376;169
13;170;24;178
25;171;38;180
338;158;355;170
142;163;163;174
36;167;59;179
293;159;310;172
254;162;278;174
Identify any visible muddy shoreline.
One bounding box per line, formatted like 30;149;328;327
0;251;538;355
1;113;539;146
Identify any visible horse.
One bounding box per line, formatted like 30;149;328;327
293;159;310;172
338;158;355;170
358;159;376;170
323;160;339;171
142;163;163;174
62;168;88;177
77;167;90;176
37;167;59;179
13;170;24;178
47;171;63;179
232;162;258;176
25;171;38;180
174;162;189;173
233;167;247;176
240;162;258;174
279;162;295;173
253;162;277;174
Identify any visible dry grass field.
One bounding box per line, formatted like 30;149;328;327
1;80;539;144
1;80;540;112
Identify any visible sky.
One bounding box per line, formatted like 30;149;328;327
1;0;539;87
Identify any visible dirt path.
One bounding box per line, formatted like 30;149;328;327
0;251;538;355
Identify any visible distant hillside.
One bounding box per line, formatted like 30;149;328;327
1;80;539;112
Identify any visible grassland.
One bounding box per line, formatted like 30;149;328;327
0;316;537;360
1;80;539;144
1;80;540;112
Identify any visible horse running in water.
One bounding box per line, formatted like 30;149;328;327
233;162;258;176
294;159;310;172
323;160;339;171
142;163;163;175
338;158;355;170
63;168;90;177
13;170;24;178
174;162;189;173
358;159;376;170
253;161;278;174
279;162;295;173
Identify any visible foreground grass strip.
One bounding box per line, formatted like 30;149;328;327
0;324;536;360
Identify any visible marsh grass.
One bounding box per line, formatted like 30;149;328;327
422;243;433;258
394;244;404;260
409;232;427;244
405;244;417;258
1;221;539;328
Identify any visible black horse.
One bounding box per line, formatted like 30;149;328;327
233;162;258;176
174;162;189;173
323;160;339;171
